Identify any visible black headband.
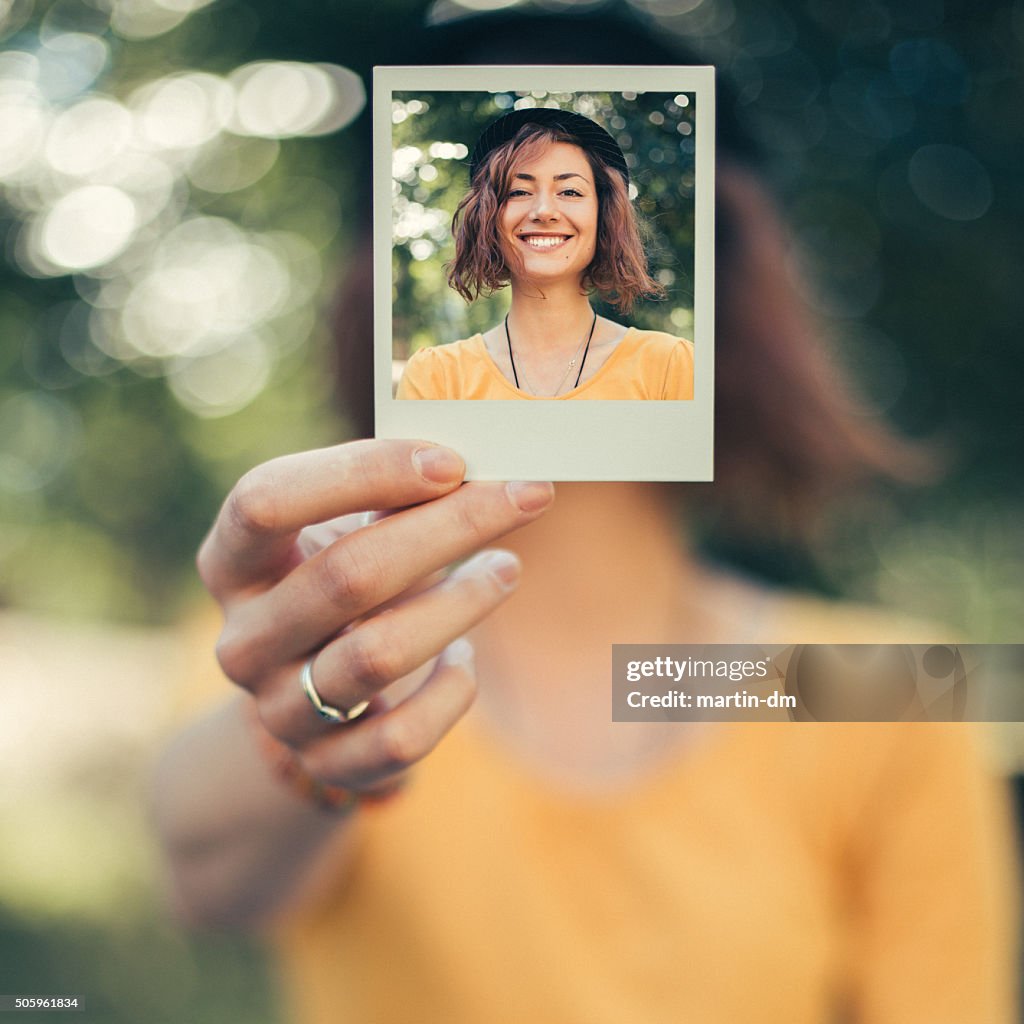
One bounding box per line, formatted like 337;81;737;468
468;107;630;185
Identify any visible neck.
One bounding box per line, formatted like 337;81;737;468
506;280;594;353
468;483;726;784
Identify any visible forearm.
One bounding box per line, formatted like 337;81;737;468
150;695;354;932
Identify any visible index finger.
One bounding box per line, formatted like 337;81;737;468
198;439;465;597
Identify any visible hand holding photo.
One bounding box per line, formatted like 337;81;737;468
374;66;714;480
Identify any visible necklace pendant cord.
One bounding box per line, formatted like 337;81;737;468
505;312;521;390
505;309;598;397
573;311;597;389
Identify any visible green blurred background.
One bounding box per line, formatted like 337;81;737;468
0;0;1021;1020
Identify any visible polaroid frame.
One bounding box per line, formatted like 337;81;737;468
373;65;715;481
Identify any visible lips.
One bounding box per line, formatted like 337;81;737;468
518;234;572;250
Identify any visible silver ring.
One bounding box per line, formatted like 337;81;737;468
300;656;369;724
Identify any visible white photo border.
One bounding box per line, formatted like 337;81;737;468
373;65;715;482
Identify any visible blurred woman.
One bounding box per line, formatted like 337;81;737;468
151;9;1018;1024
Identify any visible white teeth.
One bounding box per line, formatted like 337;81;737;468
522;236;568;249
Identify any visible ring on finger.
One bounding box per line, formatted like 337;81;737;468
301;655;370;724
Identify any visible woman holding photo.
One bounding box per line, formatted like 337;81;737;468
152;9;1018;1024
397;107;694;400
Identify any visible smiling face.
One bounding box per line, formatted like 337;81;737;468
499;141;599;290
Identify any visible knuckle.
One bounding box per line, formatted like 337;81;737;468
316;547;372;609
450;492;492;544
375;717;430;772
214;622;256;686
316;541;387;610
352;438;415;481
251;696;289;742
195;535;218;592
347;439;384;480
345;627;402;690
227;467;280;537
299;740;339;783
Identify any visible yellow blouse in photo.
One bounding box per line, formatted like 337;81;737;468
396;328;694;400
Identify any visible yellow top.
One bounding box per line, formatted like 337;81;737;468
273;720;1017;1024
171;597;1018;1024
270;593;1019;1024
396;328;694;400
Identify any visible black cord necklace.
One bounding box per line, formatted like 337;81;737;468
504;309;598;396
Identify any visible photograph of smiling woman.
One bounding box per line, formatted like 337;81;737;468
396;109;695;401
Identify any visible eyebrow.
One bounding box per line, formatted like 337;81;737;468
513;172;590;183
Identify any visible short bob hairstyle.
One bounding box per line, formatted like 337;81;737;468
446;123;665;314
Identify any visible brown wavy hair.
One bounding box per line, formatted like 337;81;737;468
446;124;665;314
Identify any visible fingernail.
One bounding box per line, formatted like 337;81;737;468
478;549;521;589
506;480;555;513
413;445;464;484
443;637;475;668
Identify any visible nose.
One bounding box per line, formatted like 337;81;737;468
529;190;559;221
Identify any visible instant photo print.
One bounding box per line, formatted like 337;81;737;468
373;65;715;481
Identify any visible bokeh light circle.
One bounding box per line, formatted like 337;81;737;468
37;185;138;270
907;144;993;221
